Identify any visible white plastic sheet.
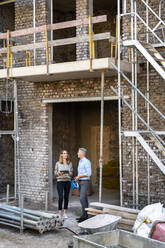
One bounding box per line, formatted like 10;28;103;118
133;203;164;238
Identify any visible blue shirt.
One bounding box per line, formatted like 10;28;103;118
78;157;92;180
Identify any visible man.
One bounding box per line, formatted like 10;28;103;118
75;148;92;223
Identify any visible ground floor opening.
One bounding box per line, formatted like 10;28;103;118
51;100;120;201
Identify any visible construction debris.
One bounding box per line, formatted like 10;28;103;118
86;202;140;231
0;204;63;234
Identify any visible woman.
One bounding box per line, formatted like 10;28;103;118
55;150;73;219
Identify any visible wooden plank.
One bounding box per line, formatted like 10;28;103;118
90;202;140;214
0;15;107;39
0;33;114;54
117;223;133;232
87;212;97;216
119;218;135;226
85;208;104;214
103;208;137;220
86;207;137;221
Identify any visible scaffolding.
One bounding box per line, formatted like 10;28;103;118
0;80;19;203
1;0;164;208
113;0;165;208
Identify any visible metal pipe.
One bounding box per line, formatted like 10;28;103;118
6;184;9;205
45;191;48;212
0;212;38;226
99;71;105;203
134;0;138;209
89;15;93;72
0;196;15;201
146;0;150;205
117;0;123;207
50;0;53;63
1;205;58;219
131;0;135;208
123;0;127;14
0;221;20;229
0;207;40;221
14;81;20;205
33;0;36;65
159;0;163;18
20;194;24;233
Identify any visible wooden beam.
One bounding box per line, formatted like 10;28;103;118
90;202;140;214
0;15;107;40
0;33;115;54
0;0;15;5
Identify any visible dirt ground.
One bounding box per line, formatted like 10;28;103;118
0;189;119;248
0;218;79;248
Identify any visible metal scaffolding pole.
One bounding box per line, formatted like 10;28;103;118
146;0;150;205
99;71;105;203
134;0;139;209
33;0;36;65
14;81;20;204
117;0;123;206
131;0;136;208
50;0;53;63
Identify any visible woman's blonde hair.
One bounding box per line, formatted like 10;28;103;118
59;150;70;164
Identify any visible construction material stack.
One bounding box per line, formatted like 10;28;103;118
86;202;140;231
0;204;62;233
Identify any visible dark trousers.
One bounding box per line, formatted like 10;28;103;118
79;180;89;217
57;181;71;210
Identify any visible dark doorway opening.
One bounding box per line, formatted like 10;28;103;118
52;100;119;199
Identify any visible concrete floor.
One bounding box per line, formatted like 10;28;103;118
0;188;120;248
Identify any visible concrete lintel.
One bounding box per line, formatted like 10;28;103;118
42;95;130;104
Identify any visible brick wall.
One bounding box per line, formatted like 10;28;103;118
15;0;48;66
53;11;76;63
76;0;89;60
17;76;119;204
